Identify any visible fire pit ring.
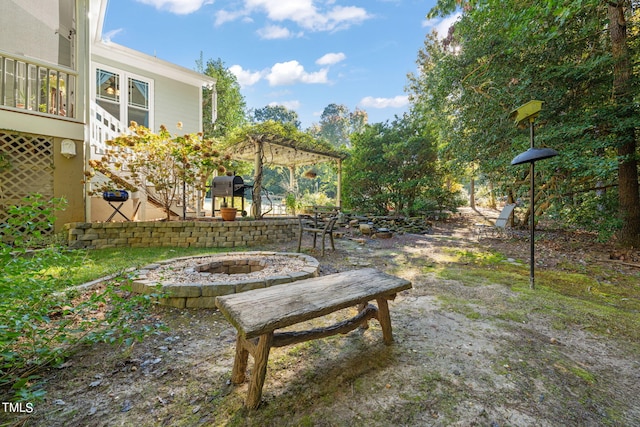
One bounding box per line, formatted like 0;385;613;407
130;251;319;308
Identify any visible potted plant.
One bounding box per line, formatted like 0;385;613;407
285;193;297;215
16;89;35;110
220;198;237;221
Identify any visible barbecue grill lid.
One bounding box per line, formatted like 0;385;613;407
212;175;246;196
103;190;129;202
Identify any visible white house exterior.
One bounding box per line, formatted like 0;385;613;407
0;0;216;232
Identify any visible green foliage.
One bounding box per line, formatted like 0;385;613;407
299;163;339;198
298;192;334;208
197;57;248;139
253;105;301;129
0;193;67;247
413;0;639;243
343;115;457;215
0;195;165;402
557;189;622;242
308;103;368;149
90;123;230;220
0;151;10;171
284;193;297;215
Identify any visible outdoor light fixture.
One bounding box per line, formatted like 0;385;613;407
509;100;558;289
60;139;77;159
511;147;559;166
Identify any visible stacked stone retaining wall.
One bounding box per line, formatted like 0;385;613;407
64;219;299;249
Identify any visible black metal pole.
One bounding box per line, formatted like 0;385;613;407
182;179;186;220
529;120;535;289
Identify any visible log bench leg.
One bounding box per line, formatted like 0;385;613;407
376;298;394;345
246;332;274;409
231;335;249;384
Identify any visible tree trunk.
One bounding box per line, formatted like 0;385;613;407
252;138;263;219
608;3;640;247
489;181;496;209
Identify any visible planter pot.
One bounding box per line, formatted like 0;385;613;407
220;207;237;221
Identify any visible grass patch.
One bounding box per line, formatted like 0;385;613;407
42;246;232;287
438;295;484;320
429;246;640;344
1;241;228;402
443;248;509;265
436;248;526;287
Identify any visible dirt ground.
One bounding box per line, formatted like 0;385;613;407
4;207;640;426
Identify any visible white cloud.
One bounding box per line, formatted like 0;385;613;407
423;12;461;40
230;60;332;87
229;65;265;87
135;0;214;15
257;24;294;39
246;0;317;23
215;9;248;26
359;95;409;109
102;28;124;42
266;60;328;86
316;52;346;66
217;0;371;32
269;100;301;110
325;6;369;31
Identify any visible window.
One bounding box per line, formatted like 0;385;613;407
96;69;120;120
127;78;149;127
95;67;152;128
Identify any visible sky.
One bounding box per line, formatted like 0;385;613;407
102;0;458;129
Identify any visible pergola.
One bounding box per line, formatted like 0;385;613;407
227;133;347;218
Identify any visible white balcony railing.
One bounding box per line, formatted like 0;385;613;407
0;52;76;119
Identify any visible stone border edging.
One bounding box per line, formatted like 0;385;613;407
129;251;320;308
64;219;299;250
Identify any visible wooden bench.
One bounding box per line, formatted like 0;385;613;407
215;268;412;409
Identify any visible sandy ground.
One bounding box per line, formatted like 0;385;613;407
3;207;639;426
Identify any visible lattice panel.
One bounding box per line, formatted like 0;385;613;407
0;132;55;236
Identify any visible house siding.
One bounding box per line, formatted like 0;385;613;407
92;55;202;134
0;0;90;232
2;0;213;234
154;78;202;134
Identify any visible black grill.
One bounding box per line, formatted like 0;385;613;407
210;175;252;217
102;190;130;221
102;190;129;202
211;175;246;197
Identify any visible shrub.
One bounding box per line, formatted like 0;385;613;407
0;194;164;402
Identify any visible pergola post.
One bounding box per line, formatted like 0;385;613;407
289;165;296;194
337;159;342;209
252;139;263;218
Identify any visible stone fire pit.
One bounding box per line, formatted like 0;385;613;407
130;251;319;308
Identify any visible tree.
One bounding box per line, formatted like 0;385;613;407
607;2;640;246
343;115;451;215
253;105;301;129
350;108;369;134
311;103;369;149
89;123;229;220
414;0;639;244
197;56;247;139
